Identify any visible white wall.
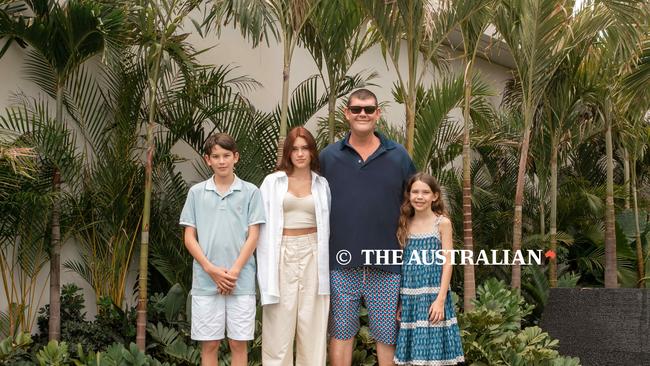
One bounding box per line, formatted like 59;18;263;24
186;26;512;127
0;22;512;331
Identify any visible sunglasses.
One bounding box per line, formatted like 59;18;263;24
348;105;378;114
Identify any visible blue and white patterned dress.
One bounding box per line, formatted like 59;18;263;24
394;216;465;366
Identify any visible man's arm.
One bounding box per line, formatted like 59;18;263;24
184;226;236;293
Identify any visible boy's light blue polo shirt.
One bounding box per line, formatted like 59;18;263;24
179;175;265;296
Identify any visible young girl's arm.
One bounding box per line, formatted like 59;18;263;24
429;217;453;323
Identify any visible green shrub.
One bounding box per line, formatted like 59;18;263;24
34;284;136;352
0;332;33;365
0;336;174;366
459;278;581;366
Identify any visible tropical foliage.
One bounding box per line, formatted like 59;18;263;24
0;0;649;364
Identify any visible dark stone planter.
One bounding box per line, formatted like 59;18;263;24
540;288;650;366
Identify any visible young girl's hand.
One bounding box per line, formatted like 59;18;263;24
428;299;445;323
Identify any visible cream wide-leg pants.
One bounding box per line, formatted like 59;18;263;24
262;232;329;366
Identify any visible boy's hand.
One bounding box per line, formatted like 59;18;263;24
228;266;241;281
204;264;236;293
219;266;242;295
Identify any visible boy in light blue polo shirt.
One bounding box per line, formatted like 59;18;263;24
179;133;265;366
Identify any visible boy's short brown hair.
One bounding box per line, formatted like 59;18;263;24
203;133;238;156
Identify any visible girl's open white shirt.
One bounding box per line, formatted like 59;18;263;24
257;170;331;305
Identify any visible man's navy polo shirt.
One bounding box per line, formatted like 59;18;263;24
320;132;416;273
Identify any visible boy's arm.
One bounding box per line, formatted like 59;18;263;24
224;187;265;294
183;226;236;293
228;224;260;280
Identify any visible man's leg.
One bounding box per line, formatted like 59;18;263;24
376;342;396;366
363;268;401;366
328;269;362;366
328;337;355;366
228;339;248;366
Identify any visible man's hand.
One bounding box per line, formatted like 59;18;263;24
396;301;402;322
204;264;236;294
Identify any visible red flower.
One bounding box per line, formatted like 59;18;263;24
545;250;556;259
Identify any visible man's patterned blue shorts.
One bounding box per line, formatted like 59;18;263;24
328;267;401;345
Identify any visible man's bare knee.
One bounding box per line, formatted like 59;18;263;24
329;337;355;366
375;341;396;366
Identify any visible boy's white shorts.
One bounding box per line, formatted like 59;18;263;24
190;294;256;341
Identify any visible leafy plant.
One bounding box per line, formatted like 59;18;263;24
145;284;197;365
459;278;581;365
0;332;33;365
351;307;377;366
0;154;52;338
0;0;125;340
31;341;169;366
146;323;199;365
34;284;136;352
36;340;70;366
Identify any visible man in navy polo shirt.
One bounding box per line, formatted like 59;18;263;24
320;89;416;366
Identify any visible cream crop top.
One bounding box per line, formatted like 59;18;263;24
283;191;317;229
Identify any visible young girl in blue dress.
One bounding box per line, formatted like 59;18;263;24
394;172;465;365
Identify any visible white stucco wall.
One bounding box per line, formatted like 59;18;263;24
0;22;512;331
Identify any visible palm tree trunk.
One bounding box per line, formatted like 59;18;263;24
631;157;644;288
405;96;415;155
404;36;417;156
137;56;162;351
277;36;292;164
604;111;618;288
327;82;337;144
539;196;546;236
48;85;64;341
462;61;475;311
623;149;630;209
549;139;558;287
512;124;532;289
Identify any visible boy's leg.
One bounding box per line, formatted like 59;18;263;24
328;268;362;366
200;341;221;366
225;295;256;366
228;339;248;366
191;295;226;366
362;268;400;366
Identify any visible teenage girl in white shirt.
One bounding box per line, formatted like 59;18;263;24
257;126;331;366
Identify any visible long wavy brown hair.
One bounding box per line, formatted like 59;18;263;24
396;172;446;248
276;126;320;174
